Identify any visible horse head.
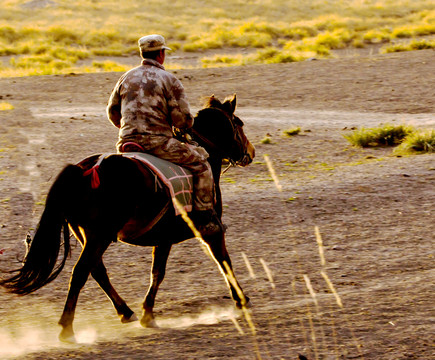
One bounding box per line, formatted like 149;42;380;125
193;94;255;167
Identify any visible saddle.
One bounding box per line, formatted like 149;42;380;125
81;147;194;215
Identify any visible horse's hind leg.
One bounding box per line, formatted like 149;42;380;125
140;243;172;328
91;260;138;323
58;232;111;343
203;233;249;308
69;223;136;323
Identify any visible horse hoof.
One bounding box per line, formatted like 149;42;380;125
140;316;158;328
121;313;138;324
59;330;77;344
236;297;252;309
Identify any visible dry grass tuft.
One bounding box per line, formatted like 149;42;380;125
394;129;435;154
260;136;273;144
344;124;435;154
283;127;302;137
382;38;435;53
343;124;414;147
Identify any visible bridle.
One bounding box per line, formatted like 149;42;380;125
190;108;251;173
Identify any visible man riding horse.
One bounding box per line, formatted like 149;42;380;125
107;34;221;236
0;39;255;340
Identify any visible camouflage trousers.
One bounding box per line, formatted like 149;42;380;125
135;138;215;211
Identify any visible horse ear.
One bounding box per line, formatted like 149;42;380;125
229;93;237;112
205;94;222;109
223;93;237;114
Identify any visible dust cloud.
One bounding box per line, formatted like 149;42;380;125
155;306;240;329
0;327;60;358
0;306;240;358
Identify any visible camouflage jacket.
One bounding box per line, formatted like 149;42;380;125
107;59;193;150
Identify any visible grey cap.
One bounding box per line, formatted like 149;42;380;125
138;34;171;52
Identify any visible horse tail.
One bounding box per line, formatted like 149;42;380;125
0;164;85;295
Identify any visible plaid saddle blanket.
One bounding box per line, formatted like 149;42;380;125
83;152;193;215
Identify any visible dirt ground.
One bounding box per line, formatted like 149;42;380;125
0;49;434;359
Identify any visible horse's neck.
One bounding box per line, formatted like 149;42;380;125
193;110;227;217
208;156;224;218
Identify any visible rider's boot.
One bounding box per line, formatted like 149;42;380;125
191;209;223;236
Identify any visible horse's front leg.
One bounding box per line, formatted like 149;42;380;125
58;235;110;342
140;243;172;328
203;232;249;309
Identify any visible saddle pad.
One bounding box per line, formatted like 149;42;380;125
83;153;193;215
121;152;193;215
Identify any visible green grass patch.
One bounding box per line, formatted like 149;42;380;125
1;56;129;76
88;61;129;72
283;127;301;137
394;129;435;154
222;177;237;184
344;124;415;147
260;136;273;144
319;163;335;171
201;47;313;67
1;1;435;74
362;28;392;44
381;38;435;53
201;54;245;67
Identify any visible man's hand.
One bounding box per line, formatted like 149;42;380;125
173;127;198;146
172;126;185;139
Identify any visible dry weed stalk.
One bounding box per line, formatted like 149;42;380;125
301;281;320;360
326;301;341;360
228;312;245;335
173;198;259;353
223;261;262;360
303;274;328;357
260;258;276;289
223;261;255;333
241;251;257;279
320;271;343;308
315;228;365;359
314;226;326;267
264;155;282;192
172;198;202;240
291;278;314;359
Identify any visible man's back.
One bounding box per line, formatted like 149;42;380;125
107;58;193;151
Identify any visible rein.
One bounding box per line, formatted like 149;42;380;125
190;127;222;155
190;127;236;175
190;107;248;174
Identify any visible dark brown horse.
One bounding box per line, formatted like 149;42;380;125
0;94;255;342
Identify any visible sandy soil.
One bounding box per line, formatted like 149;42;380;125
0;49;434;359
